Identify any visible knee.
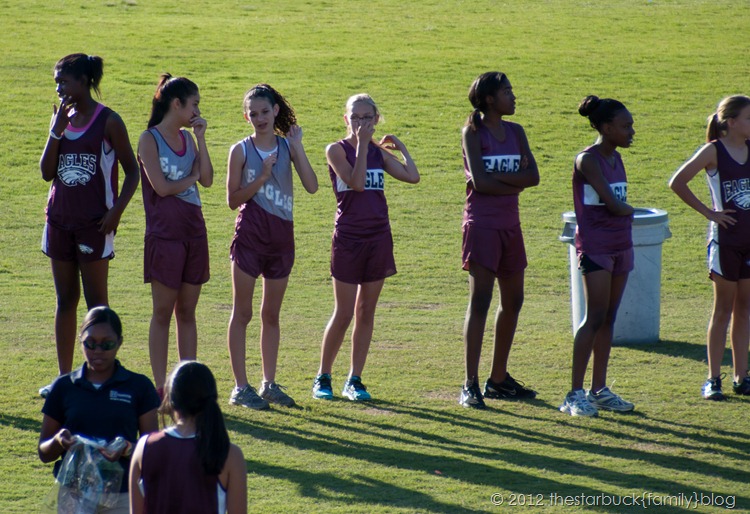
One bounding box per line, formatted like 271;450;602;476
330;309;354;330
500;294;524;316
231;306;253;327
260;308;280;328
174;305;197;324
152;304;174;325
583;308;607;331
56;292;79;312
468;292;493;315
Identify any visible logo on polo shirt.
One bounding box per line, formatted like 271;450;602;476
109;390;133;404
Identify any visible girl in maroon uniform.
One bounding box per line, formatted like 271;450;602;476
312;94;419;401
130;361;247;514
138;75;214;395
459;72;540;409
560;95;635;417
39;54;140;397
670;95;750;400
226;84;318;410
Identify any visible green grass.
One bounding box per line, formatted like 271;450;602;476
2;0;750;512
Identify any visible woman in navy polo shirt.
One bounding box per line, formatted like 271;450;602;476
38;306;159;513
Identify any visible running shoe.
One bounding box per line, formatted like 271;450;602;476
733;375;750;395
342;376;371;401
702;374;725;401
38;383;53;399
259;382;296;407
229;384;270;410
559;389;598;417
459;381;486;409
587;386;634;412
484;373;537;400
312;373;333;400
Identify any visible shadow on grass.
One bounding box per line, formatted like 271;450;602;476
620;339;711;363
225;401;748;513
0;413;41;433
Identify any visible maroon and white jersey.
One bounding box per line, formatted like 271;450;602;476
707;139;750;249
232;136;294;254
329;140;390;240
45;104;118;229
572;146;632;254
139;428;225;514
140;128;206;241
462;121;523;230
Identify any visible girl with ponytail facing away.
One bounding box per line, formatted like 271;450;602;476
669;95;750;400
137;75;214;396
129;361;247;514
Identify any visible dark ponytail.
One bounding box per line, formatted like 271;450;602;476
55;53;105;98
148;74;199;128
706;95;750;142
465;71;507;132
243;83;297;135
161;361;230;476
578;95;627;132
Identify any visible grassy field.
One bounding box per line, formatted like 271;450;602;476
1;0;750;512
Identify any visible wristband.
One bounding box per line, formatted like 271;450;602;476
49;129;63;140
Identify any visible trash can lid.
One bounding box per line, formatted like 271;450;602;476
562;208;668;226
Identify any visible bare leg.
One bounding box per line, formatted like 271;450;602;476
349;279;385;378
260;276;289;383
174;282;202;361
571;270;612;391
730;278;750;382
488;271;524;383
590;273;629;392
227;262;257;388
149;280;179;389
707;274;735;379
50;260;81;375
463;262;495;385
79;258;109;309
318;279;357;375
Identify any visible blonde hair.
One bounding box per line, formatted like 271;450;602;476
706;95;750;142
345;93;383;134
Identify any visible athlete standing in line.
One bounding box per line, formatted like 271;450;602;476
39;53;140;398
559;95;635;417
226;84;318;410
459;72;540;409
670;95;750;400
312;94;419;401
138;74;214;397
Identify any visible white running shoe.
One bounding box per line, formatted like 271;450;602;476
559;389;598;417
587;386;634;412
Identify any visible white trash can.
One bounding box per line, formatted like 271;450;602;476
559;208;671;344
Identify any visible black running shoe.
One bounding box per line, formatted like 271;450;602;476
733;375;750;395
459;382;486;409
484;373;537;400
702;375;725;401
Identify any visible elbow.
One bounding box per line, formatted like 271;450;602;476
409;174;420;185
227;198;240;211
38;448;54;463
307;184;319;194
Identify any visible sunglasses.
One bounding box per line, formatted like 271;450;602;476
81;338;119;351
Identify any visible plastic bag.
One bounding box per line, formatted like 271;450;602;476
43;435;125;513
